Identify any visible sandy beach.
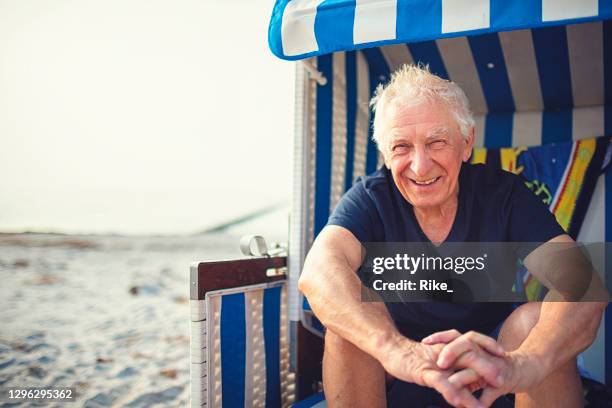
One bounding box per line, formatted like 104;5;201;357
0;232;260;407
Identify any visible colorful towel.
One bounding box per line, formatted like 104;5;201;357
472;135;611;299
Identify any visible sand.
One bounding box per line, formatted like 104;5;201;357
0;232;253;407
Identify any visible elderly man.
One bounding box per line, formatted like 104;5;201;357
298;65;606;408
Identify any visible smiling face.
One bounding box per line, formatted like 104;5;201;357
382;99;474;211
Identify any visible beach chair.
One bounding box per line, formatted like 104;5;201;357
190;1;612;406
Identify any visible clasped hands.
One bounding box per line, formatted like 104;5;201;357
380;329;542;408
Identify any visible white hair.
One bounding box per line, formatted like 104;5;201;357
370;64;475;155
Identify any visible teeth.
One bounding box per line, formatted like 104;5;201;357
413;177;438;185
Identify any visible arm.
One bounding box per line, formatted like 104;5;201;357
513;234;608;384
298;225;403;362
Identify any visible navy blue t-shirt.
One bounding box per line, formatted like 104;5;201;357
327;163;565;340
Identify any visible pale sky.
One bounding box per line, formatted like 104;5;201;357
0;0;295;235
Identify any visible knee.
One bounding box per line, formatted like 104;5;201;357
498;303;541;351
324;330;361;358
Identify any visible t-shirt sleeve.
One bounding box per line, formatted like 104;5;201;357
326;181;382;243
507;175;566;258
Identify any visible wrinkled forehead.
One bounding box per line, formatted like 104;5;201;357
385;101;461;139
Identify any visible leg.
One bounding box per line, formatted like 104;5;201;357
323;330;387;408
497;303;583;408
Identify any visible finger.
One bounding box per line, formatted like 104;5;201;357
454;351;504;388
448;368;481;389
437;334;504;369
437;333;504;368
423;371;484;408
422;329;462;345
463;331;505;356
479;387;502;407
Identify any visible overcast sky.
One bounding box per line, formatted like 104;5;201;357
0;0;294;235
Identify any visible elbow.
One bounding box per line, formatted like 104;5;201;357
298;265;316;297
581;302;607;348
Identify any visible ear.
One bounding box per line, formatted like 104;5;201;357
462;127;475;162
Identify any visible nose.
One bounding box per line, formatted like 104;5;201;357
410;145;433;178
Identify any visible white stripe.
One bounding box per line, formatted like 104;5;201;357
244;291;267;408
437;37;488;115
567;22;604;107
354;0;397;44
442;0;489;33
542;0;598;22
289;64;309;322
573;106;605;141
280;285;295;406
208;295;223;408
308;62;318;248
474;115;485;148
330;53;348;212
512;111;542;147
380;44;413;73
281;0;325;57
353;51;370;180
499;30;543;112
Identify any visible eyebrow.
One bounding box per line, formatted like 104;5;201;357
426;127;449;139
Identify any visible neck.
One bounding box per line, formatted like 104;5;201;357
413;196;458;225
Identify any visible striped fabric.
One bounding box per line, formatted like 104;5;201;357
269;0;612;60
190;283;294;407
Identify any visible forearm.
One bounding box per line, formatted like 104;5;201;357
515;301;606;376
299;253;407;361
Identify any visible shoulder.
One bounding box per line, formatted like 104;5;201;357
344;166;394;204
462;163;520;191
461;163;526;206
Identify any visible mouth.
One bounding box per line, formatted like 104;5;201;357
409;176;441;187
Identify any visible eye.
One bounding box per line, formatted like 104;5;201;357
392;143;411;153
429;140;446;150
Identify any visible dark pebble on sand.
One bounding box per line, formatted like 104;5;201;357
28;365;47;378
13;259;29;268
95;357;113;364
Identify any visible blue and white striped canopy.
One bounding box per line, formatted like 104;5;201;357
269;0;612;60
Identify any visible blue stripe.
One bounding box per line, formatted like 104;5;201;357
220;293;246;408
407;41;449;79
541;109;572;144
263;287;281;408
484;113;513;148
396;0;441;41
491;0;540;29
362;48;390;173
532;26;573;106
602;0;612;20
604;19;612;385
315;0;356;56
314;55;333;236
345;51;357;191
469;33;515;113
533;26;573;143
